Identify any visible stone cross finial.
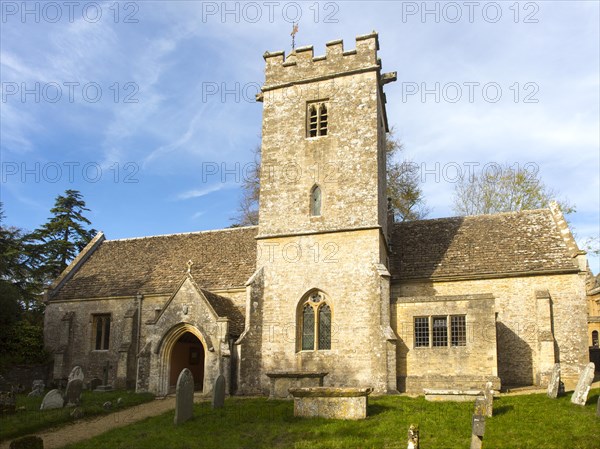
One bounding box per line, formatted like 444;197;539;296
186;260;193;274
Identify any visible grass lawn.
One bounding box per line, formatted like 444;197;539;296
63;389;599;449
0;390;155;442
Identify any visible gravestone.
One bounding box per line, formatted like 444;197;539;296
28;380;44;397
40;389;64;410
8;435;44;449
95;362;113;391
407;424;419;449
89;378;101;391
547;363;561;398
483;381;493;417
0;390;16;415
570;362;595;406
212;375;225;409
174;368;194;425
65;379;84;407
68;366;84;383
103;401;112;410
470;397;486;449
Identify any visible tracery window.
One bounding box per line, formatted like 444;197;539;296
299;291;331;351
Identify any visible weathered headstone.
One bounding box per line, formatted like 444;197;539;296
483;381;493;417
65;379;84;407
28;380;45;397
103;401;112;410
89;378;101;391
571;362;595;406
70;407;84;419
174;368;194;425
407;424;419;449
212;374;225;409
68;366;84;383
40;389;64;410
8;435;43;449
470;397;486;449
547;363;561;398
0;390;16;415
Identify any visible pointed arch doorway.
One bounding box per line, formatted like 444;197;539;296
168;331;204;392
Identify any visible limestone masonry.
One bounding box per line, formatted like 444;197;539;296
44;32;591;396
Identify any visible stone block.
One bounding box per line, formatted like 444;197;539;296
289;387;372;420
547;363;560;398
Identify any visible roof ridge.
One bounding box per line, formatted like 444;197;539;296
393;209;549;226
106;225;258;242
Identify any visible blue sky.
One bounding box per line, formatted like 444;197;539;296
1;1;599;272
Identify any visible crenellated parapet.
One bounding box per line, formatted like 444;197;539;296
261;31;389;92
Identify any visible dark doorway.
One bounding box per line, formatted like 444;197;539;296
169;332;204;392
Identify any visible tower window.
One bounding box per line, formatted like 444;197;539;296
307;101;328;138
593;330;599;348
310;185;321;216
298;291;332;351
93;314;111;350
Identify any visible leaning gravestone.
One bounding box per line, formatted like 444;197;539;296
547;363;561;398
65;379;84;407
174;368;194;425
212;375;225;409
28;380;44;397
571;362;595;406
68;366;84;383
483;381;494;417
40;389;64;410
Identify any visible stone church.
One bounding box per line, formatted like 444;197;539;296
43;32;590;396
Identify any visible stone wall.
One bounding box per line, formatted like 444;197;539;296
392;271;588;389
392;294;499;393
252;229;394;394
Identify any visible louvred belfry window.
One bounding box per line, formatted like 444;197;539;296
307;101;329;137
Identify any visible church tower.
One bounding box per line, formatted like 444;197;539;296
249;32;397;393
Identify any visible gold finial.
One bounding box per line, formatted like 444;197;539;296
291;22;299;50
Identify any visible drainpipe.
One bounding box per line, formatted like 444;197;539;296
136;293;143;355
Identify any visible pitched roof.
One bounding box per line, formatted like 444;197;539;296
201;288;245;335
390;209;579;281
49;226;258;300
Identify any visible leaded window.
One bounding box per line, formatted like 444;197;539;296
298;292;332;351
451;315;467;346
414;317;429;347
432;316;448;347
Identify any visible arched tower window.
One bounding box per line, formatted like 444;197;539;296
593;330;599;348
306;101;329;137
310;185;321;216
298;291;332;351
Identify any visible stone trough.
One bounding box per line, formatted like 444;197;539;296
288;387;373;420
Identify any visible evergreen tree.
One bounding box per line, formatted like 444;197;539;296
27;190;97;283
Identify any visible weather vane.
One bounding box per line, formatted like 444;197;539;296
291;22;299;50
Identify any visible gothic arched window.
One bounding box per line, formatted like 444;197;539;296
593;330;599;348
298;291;332;351
310;185;321;216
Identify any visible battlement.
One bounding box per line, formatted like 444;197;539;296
262;31;382;90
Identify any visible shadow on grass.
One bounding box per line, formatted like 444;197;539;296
493;404;514;416
367;403;392;416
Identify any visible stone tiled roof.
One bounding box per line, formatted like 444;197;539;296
49;226;258;300
201;288;245;336
390;210;579;281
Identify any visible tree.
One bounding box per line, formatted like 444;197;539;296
232;130;429;225
386;129;430;221
27;190;97;283
452;163;575;216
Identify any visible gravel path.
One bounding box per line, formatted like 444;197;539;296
2;394;206;449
